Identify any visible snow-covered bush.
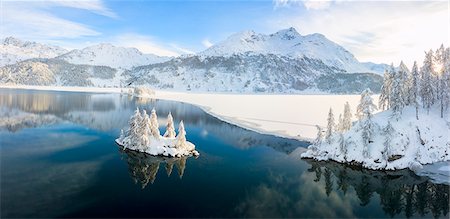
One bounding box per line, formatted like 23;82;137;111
133;86;155;97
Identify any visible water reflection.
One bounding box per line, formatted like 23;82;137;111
117;145;191;189
306;160;450;218
0;88;304;154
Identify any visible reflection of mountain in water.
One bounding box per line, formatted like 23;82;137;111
306;160;449;218
0;89;306;154
118;146;189;189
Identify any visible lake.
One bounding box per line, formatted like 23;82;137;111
1;88;448;218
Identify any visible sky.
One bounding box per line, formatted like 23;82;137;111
1;0;449;66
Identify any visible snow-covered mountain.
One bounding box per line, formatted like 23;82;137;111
199;28;381;74
57;43;170;70
1;37;68;67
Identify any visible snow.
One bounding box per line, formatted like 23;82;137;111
1;37;68;67
199;27;383;74
115;108;199;157
301;105;450;170
57;43;169;69
414;161;450;185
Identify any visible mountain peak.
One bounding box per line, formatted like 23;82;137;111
271;27;301;40
3;36;24;46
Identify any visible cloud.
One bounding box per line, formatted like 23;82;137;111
269;1;449;66
0;1;116;40
112;34;181;57
273;0;333;10
202;39;214;48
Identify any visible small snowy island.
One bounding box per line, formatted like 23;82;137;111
116;108;199;157
302;46;450;171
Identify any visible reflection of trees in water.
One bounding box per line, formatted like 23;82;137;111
118;146;189;189
307;160;449;218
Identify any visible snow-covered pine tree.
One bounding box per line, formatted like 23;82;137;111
336;113;343;133
313;125;324;146
390;67;405;119
410;61;420;120
128;108;143;148
163;112;176;138
342;102;352;131
138;110;151;149
149;108;161;138
379;66;394;110
357;89;377;120
398;61;411;105
175;120;187;148
439;47;450;118
357;89;377;158
420;50;436;113
325;108;335;144
382;121;395;164
338;133;347;160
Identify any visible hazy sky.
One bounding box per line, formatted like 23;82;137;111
1;0;449;66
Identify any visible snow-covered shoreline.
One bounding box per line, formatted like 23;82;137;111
0;84;372;141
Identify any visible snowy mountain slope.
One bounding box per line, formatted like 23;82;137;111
361;62;391;75
1;37;68;67
57;43;170;69
199;28;381;74
0;59;118;86
125;53;346;93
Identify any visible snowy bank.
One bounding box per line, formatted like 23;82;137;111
116;108;199;157
301;105;450;170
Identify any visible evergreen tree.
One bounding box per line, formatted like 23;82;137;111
439;47;450;118
325;107;335;144
410;61;420;120
150;108;161;138
390;68;405;118
342;101;352;131
379;66;394;110
128;108;142;148
338;133;347;160
398;61;411;105
382;121;395;164
139;110;151;149
357;89;377;158
312;125;324;153
163;112;176;138
336;113;343;133
175;120;187;148
420;50;436;113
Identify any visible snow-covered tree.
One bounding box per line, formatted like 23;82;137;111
390;68;405;119
336;113;343;133
119;129;125;141
410;61;420;120
128;108;142;148
175;120;186;148
163;112;176;138
357;89;377;158
341;102;352;132
439;50;450;118
138;110;151;149
379;66;394;110
357;88;377;120
420;50;436;113
338;133;347;160
398;61;411;105
149;108;160;138
313;125;324;146
382;121;395;164
325;108;335;144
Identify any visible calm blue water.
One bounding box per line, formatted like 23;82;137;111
0;89;448;218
